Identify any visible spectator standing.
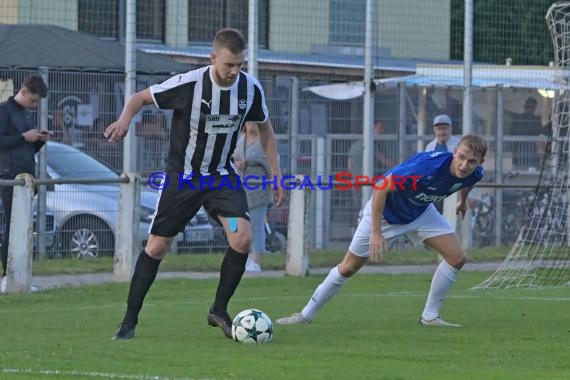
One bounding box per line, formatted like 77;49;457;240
0;75;49;292
425;114;460;153
234;121;274;273
511;97;544;169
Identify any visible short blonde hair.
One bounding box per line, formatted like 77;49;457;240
213;28;246;54
458;134;487;160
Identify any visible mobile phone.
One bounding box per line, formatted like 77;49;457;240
40;130;52;134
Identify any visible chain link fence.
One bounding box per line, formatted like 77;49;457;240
0;0;560;265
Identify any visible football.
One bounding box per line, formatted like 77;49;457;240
231;308;273;344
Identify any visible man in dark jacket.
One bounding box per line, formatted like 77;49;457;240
0;75;49;292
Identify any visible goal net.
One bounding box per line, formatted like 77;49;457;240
475;2;570;289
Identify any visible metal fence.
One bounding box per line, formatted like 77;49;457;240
0;0;559;264
0;68;549;262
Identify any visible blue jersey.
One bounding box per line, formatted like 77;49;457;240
382;151;483;224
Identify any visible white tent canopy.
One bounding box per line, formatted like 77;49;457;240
305;64;567;100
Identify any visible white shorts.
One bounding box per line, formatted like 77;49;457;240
348;201;454;257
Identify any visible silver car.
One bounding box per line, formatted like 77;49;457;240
43;142;214;258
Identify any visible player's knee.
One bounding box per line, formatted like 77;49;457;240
231;231;251;253
145;236;172;259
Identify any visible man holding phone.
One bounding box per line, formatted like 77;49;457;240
0;75;49;292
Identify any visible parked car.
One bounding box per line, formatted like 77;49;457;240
42;141;214;258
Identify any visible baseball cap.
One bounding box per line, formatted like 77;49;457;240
433;114;452;126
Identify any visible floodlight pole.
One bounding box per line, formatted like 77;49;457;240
123;0;136;173
462;0;474;249
248;0;258;77
463;0;474;135
362;0;376;208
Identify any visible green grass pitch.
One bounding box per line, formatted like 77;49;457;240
0;272;569;379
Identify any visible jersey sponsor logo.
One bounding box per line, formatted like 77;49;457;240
238;98;247;110
449;183;463;193
414;192;446;203
205;114;241;134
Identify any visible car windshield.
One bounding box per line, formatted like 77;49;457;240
45;142;119;180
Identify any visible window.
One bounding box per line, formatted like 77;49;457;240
136;0;165;42
78;0;119;39
78;0;165;42
188;0;268;48
329;0;365;46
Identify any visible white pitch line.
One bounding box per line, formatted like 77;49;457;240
1;368;200;380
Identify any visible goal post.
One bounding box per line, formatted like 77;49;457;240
474;2;570;289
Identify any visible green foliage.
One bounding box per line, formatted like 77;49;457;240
450;0;555;65
0;273;569;379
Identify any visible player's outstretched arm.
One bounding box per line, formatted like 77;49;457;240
105;88;153;142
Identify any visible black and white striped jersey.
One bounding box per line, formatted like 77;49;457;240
149;65;268;177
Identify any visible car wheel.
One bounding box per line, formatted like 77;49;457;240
60;217;115;259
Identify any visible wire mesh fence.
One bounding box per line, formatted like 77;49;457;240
0;0;563;265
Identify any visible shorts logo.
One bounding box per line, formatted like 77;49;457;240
238;99;247;110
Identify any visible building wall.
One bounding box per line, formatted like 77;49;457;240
269;0;330;54
0;0;450;61
165;0;188;48
0;0;18;23
13;0;78;30
268;0;450;60
379;0;450;60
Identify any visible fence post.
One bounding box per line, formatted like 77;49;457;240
285;175;309;276
6;173;35;293
443;192;460;235
113;172;141;282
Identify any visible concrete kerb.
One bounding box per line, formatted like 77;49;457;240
27;262;501;292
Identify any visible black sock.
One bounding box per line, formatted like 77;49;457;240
211;247;248;314
122;250;161;325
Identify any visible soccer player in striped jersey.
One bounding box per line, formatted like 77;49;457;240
106;28;284;340
277;135;486;328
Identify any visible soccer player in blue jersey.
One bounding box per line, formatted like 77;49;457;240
277;134;486;327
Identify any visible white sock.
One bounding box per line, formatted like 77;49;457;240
421;260;460;321
301;266;347;321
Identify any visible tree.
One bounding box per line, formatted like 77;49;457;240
450;0;554;65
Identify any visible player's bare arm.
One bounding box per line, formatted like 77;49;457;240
369;175;393;263
257;119;285;207
105;88;154;142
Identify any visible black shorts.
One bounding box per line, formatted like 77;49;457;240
150;172;249;237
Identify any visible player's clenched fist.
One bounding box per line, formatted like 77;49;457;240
105;121;129;142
